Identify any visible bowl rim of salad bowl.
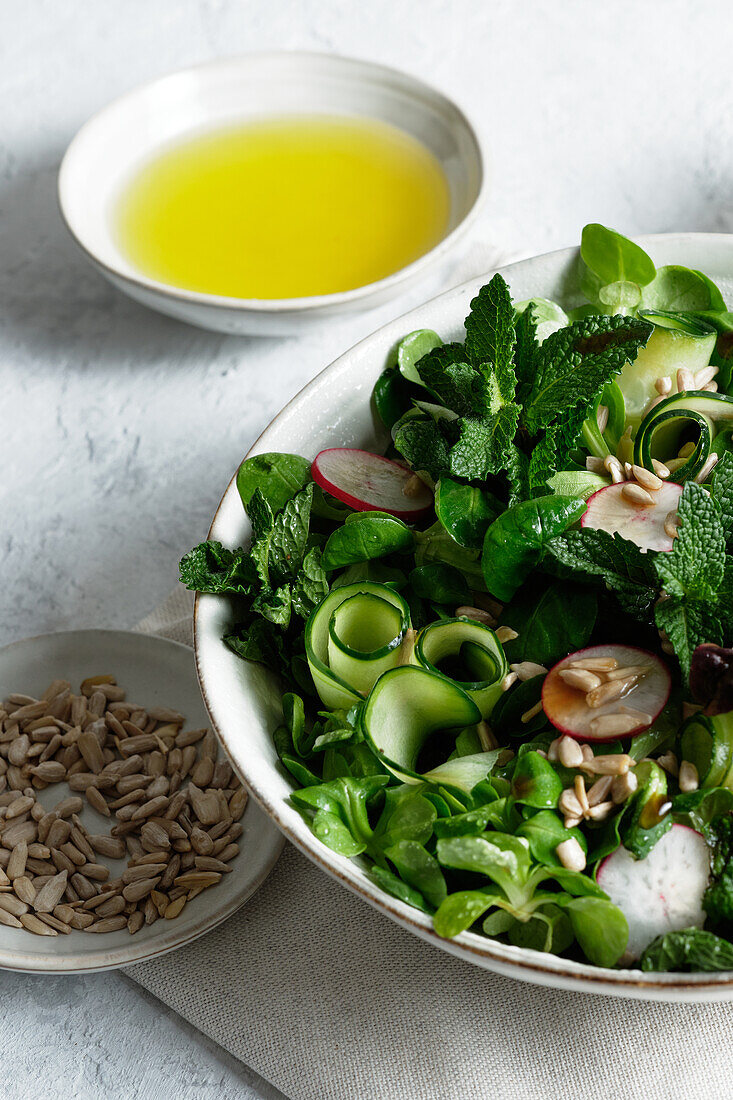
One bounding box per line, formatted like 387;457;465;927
195;232;733;1000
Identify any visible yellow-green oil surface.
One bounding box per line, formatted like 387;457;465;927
114;115;451;299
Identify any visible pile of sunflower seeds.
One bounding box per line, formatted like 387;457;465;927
0;675;247;936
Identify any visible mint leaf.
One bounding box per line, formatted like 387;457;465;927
417;356;494;417
449;404;521;480
393;418;451;480
245;488;275;542
527;424;560;496
251;585;292;628
291;547;330;619
224;618;290;676
506;444;530;506
523;314;652;434
546;529;657;621
710;451;733;546
464;274;517;402
252;483;313;588
514;305;539;394
655;482;725;601
179;541;257;595
655;597;726;679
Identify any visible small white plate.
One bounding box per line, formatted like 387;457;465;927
0;629;284;973
58;52;484;335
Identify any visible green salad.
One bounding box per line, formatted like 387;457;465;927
181;224;733;972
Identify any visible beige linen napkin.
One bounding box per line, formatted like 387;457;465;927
125;590;733;1100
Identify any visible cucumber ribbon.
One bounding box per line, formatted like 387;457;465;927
305;582;411;709
680;711;733;791
634;390;733;481
361;665;495;792
414;617;508;718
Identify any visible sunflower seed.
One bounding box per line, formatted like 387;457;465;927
20;912;58;936
37;912;72;934
122;877;160;903
174;870;222;889
0;892;28;916
2;820;37;847
622;482;655;507
13;876;36;905
6;840;28;880
194;856;232;874
87;915;128;933
556;838;586;872
33;870;68;912
188;786;221;825
164;895;186;920
85;834;125;860
509;661;548;682
228;787;248;821
0;907;22;928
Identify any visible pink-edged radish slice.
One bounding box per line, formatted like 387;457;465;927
312;449;433;520
581;480;683;553
542;644;671;742
597;825;710;960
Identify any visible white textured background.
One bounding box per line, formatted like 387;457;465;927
2;1;733;1096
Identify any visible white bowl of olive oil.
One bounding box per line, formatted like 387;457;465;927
58;53;484;335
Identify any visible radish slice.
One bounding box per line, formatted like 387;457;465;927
542;644;671;741
581;480;683;552
597;825;710;960
312;449;433;520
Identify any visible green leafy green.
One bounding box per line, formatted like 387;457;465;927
251;484;314;588
434;478;502;549
290;547;330;619
500;579;597;667
463;274;517;402
546;528;658;622
481;495;587;602
640;266;722;312
393;417;451;480
384;840;447;909
580;223;656;288
653;481;732;679
710;450;733;546
236;452;311;513
522;314;652;435
179;540;256;595
409;563;471;606
640;928;733;972
321;512;414;571
396;328;442;384
561;896;629;968
516;810;586;866
655;482;725;601
510;751;563;809
448;404;521;481
703;813;733;926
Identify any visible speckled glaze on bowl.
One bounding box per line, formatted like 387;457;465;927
195;235;733;1000
58;52;484;335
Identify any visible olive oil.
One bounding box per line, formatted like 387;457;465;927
114;115;450;299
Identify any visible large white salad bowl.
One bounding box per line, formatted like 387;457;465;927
196;234;733;1000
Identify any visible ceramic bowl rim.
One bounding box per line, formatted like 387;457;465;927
57;49;486;315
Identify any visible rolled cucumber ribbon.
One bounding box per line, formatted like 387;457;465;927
413;618;508;719
634;390;733;481
362;665;484;789
305;582;411;709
